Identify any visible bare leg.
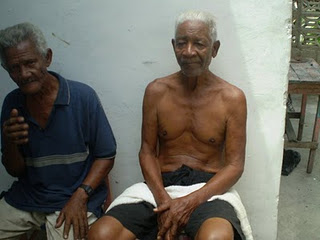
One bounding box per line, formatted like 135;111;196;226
195;217;234;240
88;216;136;240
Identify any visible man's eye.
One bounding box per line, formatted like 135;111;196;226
176;42;186;47
195;42;204;47
26;60;36;66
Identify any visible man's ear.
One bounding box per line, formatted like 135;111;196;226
45;48;53;67
171;39;175;50
1;63;8;71
212;40;220;58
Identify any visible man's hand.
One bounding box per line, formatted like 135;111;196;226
3;109;29;145
154;195;199;240
156;206;180;240
55;188;89;240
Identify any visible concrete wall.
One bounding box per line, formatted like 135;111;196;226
0;1;291;239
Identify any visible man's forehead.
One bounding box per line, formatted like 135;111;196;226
10;39;36;51
5;40;39;58
176;20;210;39
3;40;42;67
177;20;209;32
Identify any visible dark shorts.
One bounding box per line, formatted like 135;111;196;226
106;165;245;240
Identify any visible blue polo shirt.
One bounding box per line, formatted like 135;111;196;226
0;71;116;217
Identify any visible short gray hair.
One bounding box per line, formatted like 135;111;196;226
0;22;48;65
175;10;218;42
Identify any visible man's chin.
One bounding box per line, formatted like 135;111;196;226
181;69;202;78
19;84;41;95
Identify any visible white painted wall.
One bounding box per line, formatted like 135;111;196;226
0;1;291;239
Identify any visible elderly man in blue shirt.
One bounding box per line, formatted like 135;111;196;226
0;22;116;240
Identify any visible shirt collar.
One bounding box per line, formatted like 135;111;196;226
15;71;70;107
49;71;70;106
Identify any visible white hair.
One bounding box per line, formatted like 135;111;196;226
175;10;218;42
0;22;48;65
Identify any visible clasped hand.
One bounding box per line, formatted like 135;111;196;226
154;195;198;240
3;109;29;145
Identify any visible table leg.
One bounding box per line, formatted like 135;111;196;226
307;95;320;173
297;94;307;141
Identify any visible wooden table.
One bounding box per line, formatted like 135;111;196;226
285;58;320;173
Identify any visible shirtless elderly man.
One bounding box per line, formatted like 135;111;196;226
89;10;249;240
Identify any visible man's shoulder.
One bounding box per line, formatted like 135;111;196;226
66;79;95;93
5;88;21;97
214;79;247;116
1;89;23;121
49;71;96;96
213;76;246;102
64;79;100;104
3;88;23;105
145;73;179;96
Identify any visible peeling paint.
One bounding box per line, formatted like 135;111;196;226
142;61;157;65
52;33;70;45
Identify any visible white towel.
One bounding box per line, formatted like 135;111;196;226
107;182;253;240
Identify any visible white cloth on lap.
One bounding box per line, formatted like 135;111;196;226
107;182;254;240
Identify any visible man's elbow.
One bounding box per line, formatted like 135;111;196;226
2;157;25;177
106;158;115;173
234;164;244;179
228;162;244;178
138;150;150;167
4;165;25;178
98;157;115;174
138;151;145;165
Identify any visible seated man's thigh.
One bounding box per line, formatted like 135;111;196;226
185;199;244;240
103;202;158;240
0;198;46;239
45;211;97;240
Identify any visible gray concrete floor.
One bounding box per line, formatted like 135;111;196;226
277;94;320;240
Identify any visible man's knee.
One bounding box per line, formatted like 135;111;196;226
88;216;135;240
195;217;234;240
88;219;110;240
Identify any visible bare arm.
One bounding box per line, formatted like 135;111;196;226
139;81;171;205
140;82;177;240
2;109;28;177
56;158;114;240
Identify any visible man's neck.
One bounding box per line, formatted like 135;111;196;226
179;70;214;92
26;72;59;105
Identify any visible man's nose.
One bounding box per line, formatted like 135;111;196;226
19;65;31;78
183;43;196;57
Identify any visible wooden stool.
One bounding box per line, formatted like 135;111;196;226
285;58;320;173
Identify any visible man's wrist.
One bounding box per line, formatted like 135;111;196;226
154;190;171;205
78;184;94;197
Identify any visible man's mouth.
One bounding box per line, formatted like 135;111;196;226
181;61;200;65
19;79;36;86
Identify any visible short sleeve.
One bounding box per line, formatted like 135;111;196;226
88;91;117;159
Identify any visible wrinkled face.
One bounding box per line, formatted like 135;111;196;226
3;40;51;95
173;20;216;77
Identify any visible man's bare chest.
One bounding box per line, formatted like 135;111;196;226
157;98;227;144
